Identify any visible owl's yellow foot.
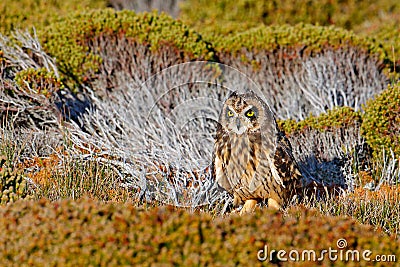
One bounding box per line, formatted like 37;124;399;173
267;198;281;210
239;199;258;215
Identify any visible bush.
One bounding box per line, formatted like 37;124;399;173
361;82;400;159
0;67;62;129
278;107;366;190
39;9;216;92
0;0;107;35
353;9;400;66
360;21;400;79
0;156;31;204
110;0;181;18
278;107;362;136
14;68;63;98
217;24;388;120
0;198;398;266
217;24;386;61
179;0;400;37
180;0;399;76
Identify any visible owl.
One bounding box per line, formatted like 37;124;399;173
213;90;302;214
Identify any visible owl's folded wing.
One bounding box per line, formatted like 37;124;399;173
272;133;302;191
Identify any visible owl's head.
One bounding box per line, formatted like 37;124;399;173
219;91;274;135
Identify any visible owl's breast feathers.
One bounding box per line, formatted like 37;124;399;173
214;131;261;192
213;129;302;206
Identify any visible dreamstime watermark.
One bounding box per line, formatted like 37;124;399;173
257;238;396;263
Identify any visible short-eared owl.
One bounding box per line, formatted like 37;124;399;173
213;91;302;214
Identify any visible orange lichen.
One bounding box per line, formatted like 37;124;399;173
21;153;61;187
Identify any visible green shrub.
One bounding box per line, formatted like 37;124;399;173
0;156;31;204
0;198;398;266
179;0;400;37
39;9;216;91
180;0;399;72
278;107;362;136
0;66;62;129
15;68;63;98
361;82;400;159
361;22;400;80
0;0;107;35
353;9;400;64
217;24;386;61
215;25;387;121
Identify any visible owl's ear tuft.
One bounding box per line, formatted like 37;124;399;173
228;90;238;98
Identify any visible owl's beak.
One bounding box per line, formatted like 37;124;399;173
236;118;242;130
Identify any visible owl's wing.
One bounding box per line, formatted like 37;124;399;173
274;132;302;191
213;152;229;189
272;132;302;191
212;128;236;193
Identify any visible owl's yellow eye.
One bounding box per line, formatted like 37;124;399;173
227;110;234;117
245;110;255;117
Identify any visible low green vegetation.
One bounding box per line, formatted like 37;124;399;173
0;0;107;35
216;24;387;63
180;0;399;75
0;156;31;204
39;9;215;90
278;107;362;136
279;80;400;160
0;198;398;266
14;68;64;98
365;21;400;78
361;82;400;159
179;0;400;40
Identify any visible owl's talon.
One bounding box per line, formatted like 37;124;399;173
229;206;241;214
239;199;258;215
267;198;281;210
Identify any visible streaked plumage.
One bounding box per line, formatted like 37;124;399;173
213;91;302;214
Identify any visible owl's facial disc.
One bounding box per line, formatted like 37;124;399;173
225;106;258;135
